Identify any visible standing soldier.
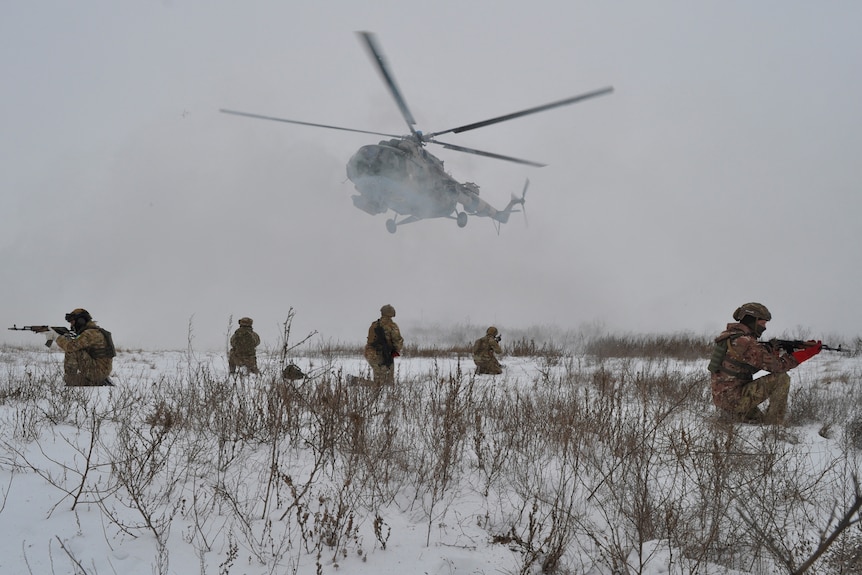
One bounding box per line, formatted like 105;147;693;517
48;308;116;386
229;317;261;375
708;302;821;424
473;326;503;375
364;304;403;385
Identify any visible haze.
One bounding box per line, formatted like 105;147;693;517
2;1;860;351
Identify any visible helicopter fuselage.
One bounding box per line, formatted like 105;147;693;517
345;138;520;226
347;140;463;219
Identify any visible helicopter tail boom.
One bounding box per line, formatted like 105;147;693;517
453;178;529;225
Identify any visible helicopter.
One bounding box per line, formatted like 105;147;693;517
221;32;612;233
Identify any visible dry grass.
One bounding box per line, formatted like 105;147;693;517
1;329;862;574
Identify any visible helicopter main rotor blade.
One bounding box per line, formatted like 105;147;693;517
219;108;403;138
219;109;402;138
426;86;614;138
357;31;420;138
434;140;547;167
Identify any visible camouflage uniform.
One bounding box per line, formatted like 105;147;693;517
473;327;503;375
364;304;403;385
709;322;799;424
55;319;114;386
229;318;261;374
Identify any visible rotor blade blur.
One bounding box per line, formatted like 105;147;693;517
434;141;547;167
357;31;419;136
219;109;401;138
426;86;614;138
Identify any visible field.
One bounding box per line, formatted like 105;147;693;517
1;327;862;575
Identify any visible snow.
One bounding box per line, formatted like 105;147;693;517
1;342;860;575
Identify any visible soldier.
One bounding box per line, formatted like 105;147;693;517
708;302;821;424
473;326;503;375
45;308;116;386
229;317;261;375
364;304;403;385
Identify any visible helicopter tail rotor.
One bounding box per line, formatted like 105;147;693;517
506;178;528;212
497;178;529;226
517;178;529;227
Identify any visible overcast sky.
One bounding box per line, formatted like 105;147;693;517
2;1;861;351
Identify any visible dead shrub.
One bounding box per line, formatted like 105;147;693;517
586;333;712;361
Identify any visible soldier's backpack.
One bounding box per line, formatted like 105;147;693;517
707;333;752;378
86;328;116;359
473;337;486;356
707;338;730;374
232;329;257;354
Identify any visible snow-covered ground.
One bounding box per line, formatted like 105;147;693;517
1;344;860;575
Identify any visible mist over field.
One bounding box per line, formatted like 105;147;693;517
2;2;862;351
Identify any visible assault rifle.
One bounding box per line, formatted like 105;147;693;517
767;339;850;354
8;325;72;348
373;321;394;367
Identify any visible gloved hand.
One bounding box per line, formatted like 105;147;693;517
44;328;61;342
792;340;822;364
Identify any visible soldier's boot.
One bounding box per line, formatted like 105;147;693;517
64;374;108;387
741;406;765;423
476;364;502;375
64;374;87;387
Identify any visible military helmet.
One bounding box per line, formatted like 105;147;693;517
732;302;772;322
65;308;92;323
486;326;498;336
238;317;253;327
380;304;396;318
282;363;305;380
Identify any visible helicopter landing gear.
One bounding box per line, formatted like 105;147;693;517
456;212;468;228
386;218;397;234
